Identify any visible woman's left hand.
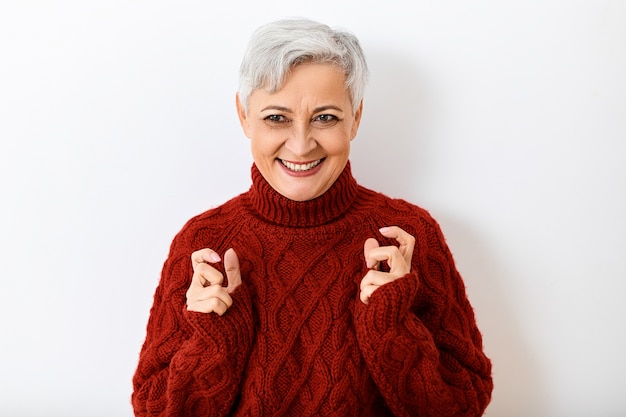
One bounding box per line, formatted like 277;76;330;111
360;226;416;304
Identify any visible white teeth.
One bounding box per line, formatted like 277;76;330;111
280;159;322;172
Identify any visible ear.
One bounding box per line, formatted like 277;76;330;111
235;93;252;138
350;100;364;140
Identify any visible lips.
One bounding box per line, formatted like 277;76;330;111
279;158;324;172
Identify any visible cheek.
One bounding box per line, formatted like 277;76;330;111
318;128;352;153
250;129;284;155
331;140;351;154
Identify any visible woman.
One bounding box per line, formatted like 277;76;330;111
132;18;493;417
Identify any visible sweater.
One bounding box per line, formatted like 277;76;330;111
132;162;493;416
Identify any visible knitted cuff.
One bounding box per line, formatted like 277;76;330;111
358;272;419;334
183;284;254;357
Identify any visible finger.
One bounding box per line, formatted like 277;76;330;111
366;246;410;277
189;284;234;305
186;279;214;303
360;284;379;304
193;262;224;287
363;237;380;269
187;284;233;312
359;281;382;304
224;248;242;293
187;297;229;315
379;226;415;266
359;270;395;304
360;269;395;289
191;248;221;269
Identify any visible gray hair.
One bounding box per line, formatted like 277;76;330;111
238;18;369;114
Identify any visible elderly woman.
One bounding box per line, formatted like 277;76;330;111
132;18;493;417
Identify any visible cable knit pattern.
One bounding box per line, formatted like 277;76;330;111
132;161;493;416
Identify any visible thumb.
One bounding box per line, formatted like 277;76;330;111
363;237;380;269
224;248;242;293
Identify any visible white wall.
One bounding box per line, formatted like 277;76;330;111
1;1;624;416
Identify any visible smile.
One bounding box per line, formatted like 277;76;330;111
279;159;323;172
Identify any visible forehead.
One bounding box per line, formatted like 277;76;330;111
250;63;350;109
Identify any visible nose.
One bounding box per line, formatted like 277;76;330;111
284;120;317;156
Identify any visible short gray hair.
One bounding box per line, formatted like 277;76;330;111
238;18;369;114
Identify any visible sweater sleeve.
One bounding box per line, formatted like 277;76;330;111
131;237;255;416
354;215;493;417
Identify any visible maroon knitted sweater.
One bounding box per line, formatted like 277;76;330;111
132;162;493;416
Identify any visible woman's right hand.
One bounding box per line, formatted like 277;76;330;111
186;248;242;315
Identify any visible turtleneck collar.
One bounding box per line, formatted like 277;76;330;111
246;161;359;227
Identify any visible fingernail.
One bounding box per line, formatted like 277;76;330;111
210;252;221;262
379;227;390;233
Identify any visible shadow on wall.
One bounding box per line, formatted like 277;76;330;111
440;215;551;416
349;46;434;200
353;47;551;416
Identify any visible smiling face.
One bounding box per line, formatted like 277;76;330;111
236;63;363;201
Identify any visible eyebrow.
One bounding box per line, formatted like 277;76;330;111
260;105;344;113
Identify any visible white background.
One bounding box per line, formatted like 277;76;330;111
1;1;624;416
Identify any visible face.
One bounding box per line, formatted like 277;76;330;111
236;63;363;201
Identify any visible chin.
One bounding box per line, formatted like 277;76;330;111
280;186;324;201
283;192;318;202
270;176;316;201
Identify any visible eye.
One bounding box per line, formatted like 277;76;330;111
312;114;339;126
265;114;289;124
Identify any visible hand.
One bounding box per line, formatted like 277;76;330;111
186;248;242;315
360;226;415;304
